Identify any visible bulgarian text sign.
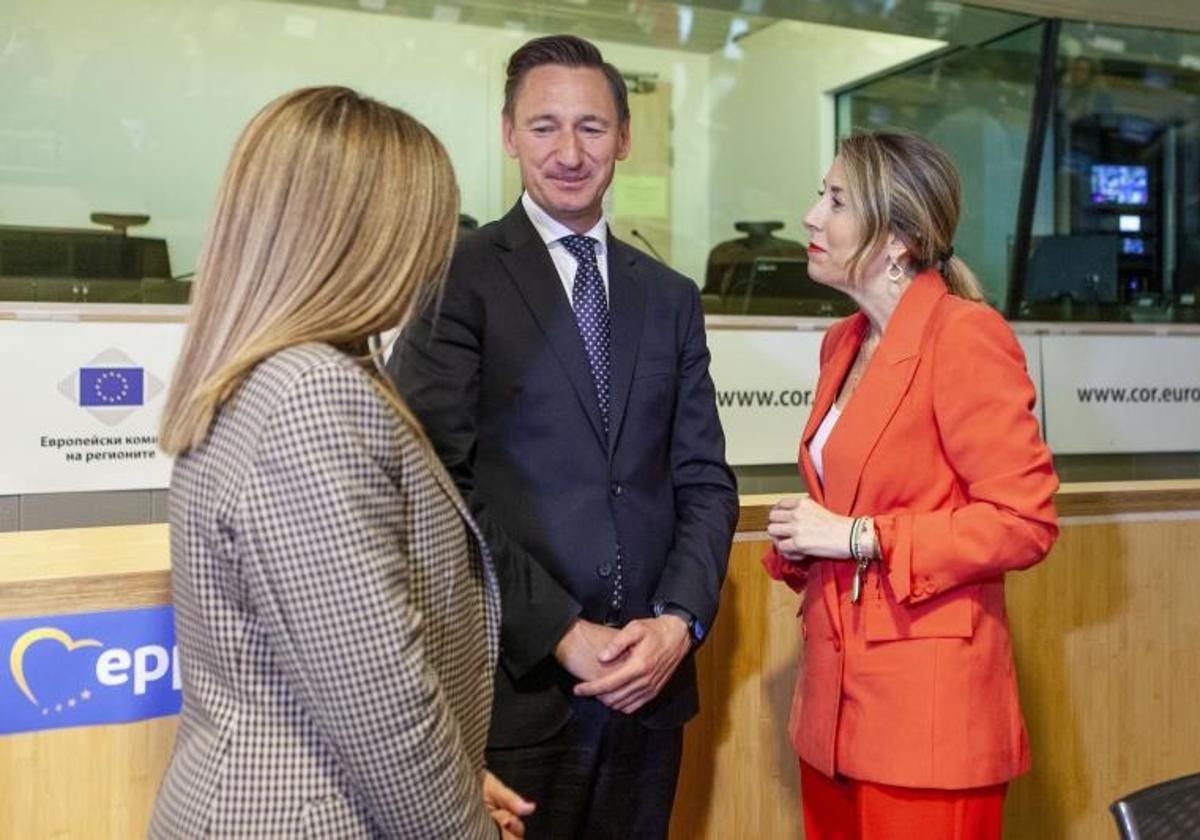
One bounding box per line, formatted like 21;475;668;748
0;320;183;494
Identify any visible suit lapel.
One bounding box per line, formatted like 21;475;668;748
495;204;608;453
605;236;646;457
800;313;867;505
821;271;948;515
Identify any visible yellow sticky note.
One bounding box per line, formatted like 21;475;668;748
613;174;669;219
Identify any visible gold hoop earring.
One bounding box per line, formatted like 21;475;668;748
887;258;904;287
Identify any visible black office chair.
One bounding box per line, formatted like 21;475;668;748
1110;772;1200;839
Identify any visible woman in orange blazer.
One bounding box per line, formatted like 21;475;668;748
763;132;1059;840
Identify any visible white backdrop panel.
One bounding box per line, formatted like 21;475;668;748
1041;334;1200;454
707;329;824;466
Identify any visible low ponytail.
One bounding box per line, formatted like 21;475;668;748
940;255;984;302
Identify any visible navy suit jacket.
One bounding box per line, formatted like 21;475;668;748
389;202;738;746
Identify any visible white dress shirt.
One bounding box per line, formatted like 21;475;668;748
522;191;610;304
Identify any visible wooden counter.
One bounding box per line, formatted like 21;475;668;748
0;525;176;839
677;479;1200;840
0;524;170;620
2;481;1199;838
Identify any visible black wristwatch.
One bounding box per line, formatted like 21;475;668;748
653;601;705;644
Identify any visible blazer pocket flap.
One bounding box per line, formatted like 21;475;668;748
864;585;975;642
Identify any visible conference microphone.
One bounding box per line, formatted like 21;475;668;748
630;228;666;263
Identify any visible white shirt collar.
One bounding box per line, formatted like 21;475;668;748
521;192;608;253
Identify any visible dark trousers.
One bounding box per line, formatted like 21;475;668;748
485;696;684;840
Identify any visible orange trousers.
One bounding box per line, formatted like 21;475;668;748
800;761;1007;840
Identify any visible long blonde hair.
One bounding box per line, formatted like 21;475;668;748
837;131;984;302
160;86;459;455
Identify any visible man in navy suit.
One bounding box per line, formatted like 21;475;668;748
389;34;737;839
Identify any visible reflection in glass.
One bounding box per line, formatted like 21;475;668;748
1023;21;1200;323
838;18;1200;325
836;23;1046;308
0;0;1029;307
0;214;189;303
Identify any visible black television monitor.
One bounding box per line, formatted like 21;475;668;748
1027;235;1120;303
1090;164;1148;206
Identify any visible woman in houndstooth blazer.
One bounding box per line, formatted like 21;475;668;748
151;87;530;838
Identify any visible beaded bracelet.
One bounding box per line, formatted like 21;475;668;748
849;516;873;564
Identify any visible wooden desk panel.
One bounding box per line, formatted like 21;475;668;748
1005;515;1200;840
0;717;178;839
2;488;1199;839
672;538;803;839
0;524;170;619
670;510;1200;839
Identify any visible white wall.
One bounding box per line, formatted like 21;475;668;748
707;21;942;251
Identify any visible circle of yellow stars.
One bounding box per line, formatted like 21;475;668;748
93;371;130;404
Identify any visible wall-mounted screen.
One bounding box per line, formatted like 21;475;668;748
1118;214;1142;232
1122;237;1146;255
1091;164;1149;206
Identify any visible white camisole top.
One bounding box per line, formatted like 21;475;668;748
808;402;842;487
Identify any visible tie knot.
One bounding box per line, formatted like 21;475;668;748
560;234;597;264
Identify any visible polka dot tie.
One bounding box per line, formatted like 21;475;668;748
560;233;622;619
560;234;612;438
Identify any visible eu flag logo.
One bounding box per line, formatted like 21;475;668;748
79;367;145;407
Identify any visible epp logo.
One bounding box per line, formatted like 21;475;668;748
1;607;181;735
57;348;164;426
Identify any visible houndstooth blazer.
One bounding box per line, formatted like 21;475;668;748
150;343;501;839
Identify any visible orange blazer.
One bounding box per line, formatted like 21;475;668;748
763;270;1059;790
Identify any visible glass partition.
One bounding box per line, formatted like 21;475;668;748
835;23;1047;308
0;0;1033;307
836;17;1200;324
5;1;1200;504
1013;21;1200;324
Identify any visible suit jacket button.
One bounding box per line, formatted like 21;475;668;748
597;562;613;578
610;482;623;497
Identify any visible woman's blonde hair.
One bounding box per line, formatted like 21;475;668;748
837;131;984;302
160;86;458;455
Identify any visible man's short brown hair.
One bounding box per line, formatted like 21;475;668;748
503;34;630;123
